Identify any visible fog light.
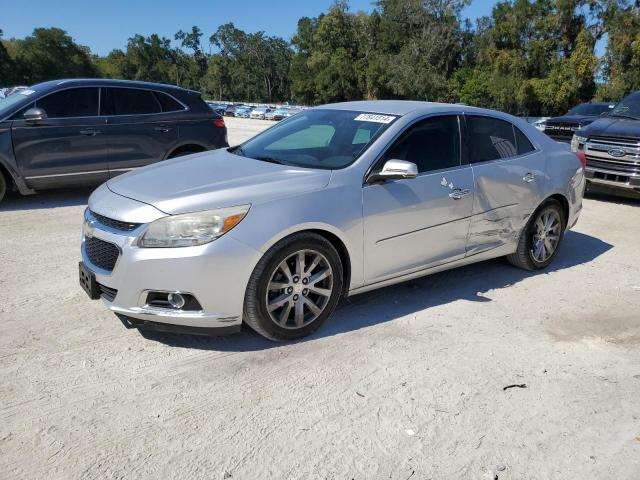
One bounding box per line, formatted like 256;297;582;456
168;292;186;309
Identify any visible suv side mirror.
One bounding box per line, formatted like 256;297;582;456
367;159;418;184
24;107;47;123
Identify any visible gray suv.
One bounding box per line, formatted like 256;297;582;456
0;79;228;203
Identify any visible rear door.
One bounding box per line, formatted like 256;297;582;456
464;115;545;255
102;87;180;177
11;87;108;188
362;115;475;283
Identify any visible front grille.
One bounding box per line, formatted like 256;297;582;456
84;237;120;271
586;156;640;175
589;135;640;147
90;211;141;232
97;283;118;302
545;123;576;139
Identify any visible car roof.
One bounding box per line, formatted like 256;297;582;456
31;78;199;95
314;100;518;120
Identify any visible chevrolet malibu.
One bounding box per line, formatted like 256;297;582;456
80;101;585;341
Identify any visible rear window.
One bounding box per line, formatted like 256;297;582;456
102;88;161;116
154;92;184;112
466;116;517;163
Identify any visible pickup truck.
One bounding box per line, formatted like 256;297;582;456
543;102;614;143
571;92;640;198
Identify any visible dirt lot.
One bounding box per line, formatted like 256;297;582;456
1;117;639;479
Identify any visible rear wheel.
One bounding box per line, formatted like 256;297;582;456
244;233;343;341
507;199;566;271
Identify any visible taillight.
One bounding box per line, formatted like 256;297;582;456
214;118;225;128
575;151;587;169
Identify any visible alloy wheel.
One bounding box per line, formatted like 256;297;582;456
265;249;334;329
530;209;561;263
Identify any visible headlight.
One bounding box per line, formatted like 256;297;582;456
571;135;587;153
137;205;250;248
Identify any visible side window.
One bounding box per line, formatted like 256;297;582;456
154;92;184;112
466;116;517;163
102;88;161;116
382;115;461;173
35;88;99;118
514;126;535;155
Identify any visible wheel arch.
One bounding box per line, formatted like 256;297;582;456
165;142;208;159
257;224;354;296
546;193;570;226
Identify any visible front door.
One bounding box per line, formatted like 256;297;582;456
363;115;474;283
12;87;108;189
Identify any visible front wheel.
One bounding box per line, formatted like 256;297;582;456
244;233;343;341
507;199;566;271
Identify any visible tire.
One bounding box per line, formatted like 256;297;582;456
507;199;566;271
0;171;6;204
244;232;344;341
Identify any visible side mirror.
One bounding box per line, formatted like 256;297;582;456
367;159;418;184
24;107;47;123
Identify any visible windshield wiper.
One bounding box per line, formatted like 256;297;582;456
609;113;640;120
251;155;287;165
230;146;246;156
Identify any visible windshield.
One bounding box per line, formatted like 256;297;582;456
234;109;397;169
567;103;612;116
611;93;640;119
0;89;34;119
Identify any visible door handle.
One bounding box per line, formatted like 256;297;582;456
79;128;101;136
449;188;471;200
523;172;536;183
154;126;171;133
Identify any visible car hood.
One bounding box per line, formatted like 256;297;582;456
546;115;597;125
106;148;332;215
581;117;640;138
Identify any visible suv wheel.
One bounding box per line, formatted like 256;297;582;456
507;199;566;271
244;233;343;341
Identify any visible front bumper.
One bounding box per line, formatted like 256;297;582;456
585;167;640;194
82;210;261;330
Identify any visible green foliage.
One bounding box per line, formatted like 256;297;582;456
6;28;97;84
2;2;639;115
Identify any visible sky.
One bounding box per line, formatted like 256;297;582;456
1;0;497;56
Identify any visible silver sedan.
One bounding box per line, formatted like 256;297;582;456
79;101;585;340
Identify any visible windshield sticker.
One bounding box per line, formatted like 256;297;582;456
354;113;396;124
19;90;35;96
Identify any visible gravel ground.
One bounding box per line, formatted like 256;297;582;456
1;117;639;479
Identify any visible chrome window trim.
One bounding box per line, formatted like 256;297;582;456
3;84;189;122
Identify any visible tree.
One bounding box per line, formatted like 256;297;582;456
9;28;97;84
0;29;16;85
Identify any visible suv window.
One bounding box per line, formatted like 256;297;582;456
102;88;161;116
36;88;99;118
466;116;517;163
382;115;461;173
155;91;184;112
514;127;535;155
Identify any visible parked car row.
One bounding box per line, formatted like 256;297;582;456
205;101;304;121
0;79;228;203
